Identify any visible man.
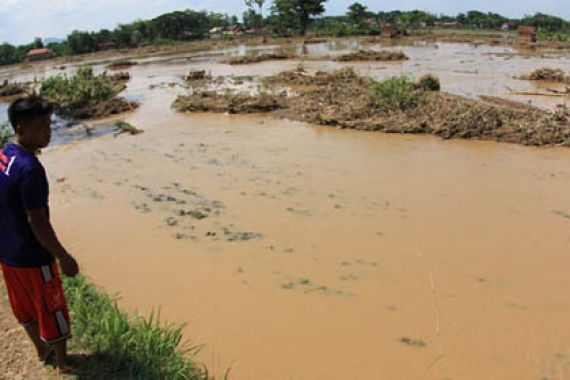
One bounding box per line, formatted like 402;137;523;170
0;95;79;373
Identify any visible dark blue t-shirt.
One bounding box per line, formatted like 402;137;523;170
0;143;54;267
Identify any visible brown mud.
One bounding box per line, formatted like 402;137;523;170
335;50;409;62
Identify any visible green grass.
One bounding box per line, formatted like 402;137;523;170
62;274;209;379
368;76;425;111
0;125;13;148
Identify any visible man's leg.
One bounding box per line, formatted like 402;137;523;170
22;320;52;361
53;340;68;371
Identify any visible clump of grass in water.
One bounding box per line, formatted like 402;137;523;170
40;67;136;120
114;121;144;136
368;76;426;111
62;274;209;379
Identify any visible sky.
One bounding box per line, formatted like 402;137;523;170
0;0;567;45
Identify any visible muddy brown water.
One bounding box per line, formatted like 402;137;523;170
2;40;570;379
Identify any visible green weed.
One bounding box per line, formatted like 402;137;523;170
114;121;143;136
62;274;208;379
368;76;425;111
0;125;13;148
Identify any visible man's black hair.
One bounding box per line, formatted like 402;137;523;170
7;95;53;131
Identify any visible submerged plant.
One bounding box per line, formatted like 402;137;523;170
114;121;144;136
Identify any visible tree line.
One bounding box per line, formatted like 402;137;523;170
1;0;569;66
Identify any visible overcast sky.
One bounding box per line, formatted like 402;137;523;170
0;0;567;45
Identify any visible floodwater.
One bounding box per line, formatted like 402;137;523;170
2;39;570;379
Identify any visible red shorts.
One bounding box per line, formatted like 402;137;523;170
1;262;71;345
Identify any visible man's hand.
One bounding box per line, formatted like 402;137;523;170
59;254;79;277
27;208;79;276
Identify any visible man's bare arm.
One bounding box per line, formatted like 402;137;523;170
27;208;79;277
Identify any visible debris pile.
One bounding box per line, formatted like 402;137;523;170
40;67;138;120
185;70;212;82
172;92;286;114
518;67;570;83
226;53;293;65
335;50;409;62
0;80;27;98
174;67;570;147
106;60;138;70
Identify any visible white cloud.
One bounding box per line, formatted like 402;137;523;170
0;0;568;45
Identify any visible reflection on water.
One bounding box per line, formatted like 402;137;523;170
1;101;117;146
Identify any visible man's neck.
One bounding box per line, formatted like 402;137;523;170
14;138;38;155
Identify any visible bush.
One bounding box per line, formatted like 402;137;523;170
40;67;119;109
415;74;441;92
40;67;136;119
368;76;425;111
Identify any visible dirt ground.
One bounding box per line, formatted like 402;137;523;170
0;275;57;380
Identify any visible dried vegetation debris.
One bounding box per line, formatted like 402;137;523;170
518;67;570;83
335;50;409;62
225;53;294;65
184;69;212;82
172;91;286;114
0;80;28;97
106;60;138;70
173;66;570;147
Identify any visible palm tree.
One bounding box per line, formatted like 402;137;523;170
246;0;266;43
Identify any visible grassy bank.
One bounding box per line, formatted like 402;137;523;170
62;274;209;379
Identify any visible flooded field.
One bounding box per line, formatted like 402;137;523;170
2;39;570;379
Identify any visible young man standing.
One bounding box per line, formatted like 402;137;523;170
0;95;79;373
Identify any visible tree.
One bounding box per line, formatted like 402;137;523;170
151;10;209;40
67;31;96;54
270;0;327;36
0;43;17;65
243;9;262;29
33;37;43;49
246;0;266;41
347;2;368;25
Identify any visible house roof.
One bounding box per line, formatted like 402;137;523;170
518;25;536;34
27;48;51;56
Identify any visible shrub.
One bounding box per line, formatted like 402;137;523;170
39;67;135;119
368;76;425;111
0;125;13;148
